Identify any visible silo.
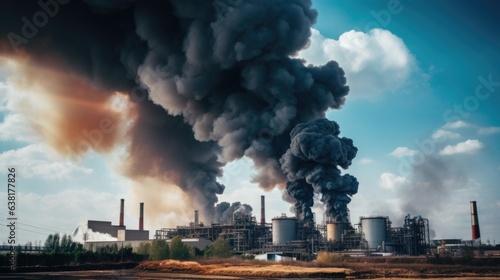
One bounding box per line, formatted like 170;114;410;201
360;216;388;249
272;216;297;245
326;222;348;241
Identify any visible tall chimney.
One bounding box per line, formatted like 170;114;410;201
119;198;124;227
194;210;199;226
470;201;481;240
260;195;266;225
139;202;144;231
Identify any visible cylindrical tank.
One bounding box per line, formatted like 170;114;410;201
361;216;388;249
326;222;348;241
272;217;297;245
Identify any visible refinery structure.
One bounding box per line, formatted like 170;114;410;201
154;195;431;259
82;198;491;260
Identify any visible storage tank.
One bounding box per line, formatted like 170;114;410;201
272;216;297;245
326;222;348;241
360;216;388;249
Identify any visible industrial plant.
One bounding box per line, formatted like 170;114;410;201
153;195;432;259
83;197;491;261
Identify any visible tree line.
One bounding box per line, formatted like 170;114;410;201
137;236;234;260
0;234;235;268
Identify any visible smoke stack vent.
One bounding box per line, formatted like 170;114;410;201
470;201;481;240
194;210;199;226
261;195;266;225
139;202;144;231
119;198;124;227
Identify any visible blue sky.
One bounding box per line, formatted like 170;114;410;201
1;0;499;245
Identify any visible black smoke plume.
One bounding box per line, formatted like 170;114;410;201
280;119;358;222
214;201;253;224
0;0;354;222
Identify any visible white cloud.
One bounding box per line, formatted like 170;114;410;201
298;28;418;98
0;144;92;180
496;201;500;208
478;126;500;135
379;172;410;190
432;129;460;141
439;139;484;155
389;146;417;157
0;113;39;142
357;158;374;165
443;121;471;129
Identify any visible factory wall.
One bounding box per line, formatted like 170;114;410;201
87;220;125;238
117;229;150;241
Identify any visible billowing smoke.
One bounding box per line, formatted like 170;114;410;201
401;156;467;221
280;119;358;222
0;0;354;222
214;201;253;224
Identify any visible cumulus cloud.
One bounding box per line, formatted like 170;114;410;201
443;121;471;129
0;144;93;179
379;172;410;190
432;129;460;141
0;113;39;142
478;126;500;135
298;28;418;98
389;146;417;157
439;139;484;155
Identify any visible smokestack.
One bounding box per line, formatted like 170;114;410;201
119;198;124;227
139;202;144;231
261;195;266;225
194;210;199;227
470;201;481;240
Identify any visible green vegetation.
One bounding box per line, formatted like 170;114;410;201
45;233;82;253
0;233;146;268
170;236;192;260
204;237;233;258
137;240;170;260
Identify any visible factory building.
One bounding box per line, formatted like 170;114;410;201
154;195;432;259
85;199;150;251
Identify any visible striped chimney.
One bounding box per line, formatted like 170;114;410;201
139;202;144;231
470;201;481;240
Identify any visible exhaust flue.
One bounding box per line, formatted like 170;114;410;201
119;198;124;227
261;196;266;226
194;210;199;227
139;202;144;231
470;201;481;240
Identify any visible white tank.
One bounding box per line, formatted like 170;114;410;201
272;217;297;245
361;216;388;249
326;222;348;241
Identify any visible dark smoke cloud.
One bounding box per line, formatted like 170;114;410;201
0;0;354;222
280;119;358;222
214;201;253;224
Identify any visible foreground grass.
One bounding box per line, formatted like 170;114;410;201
136;256;500;279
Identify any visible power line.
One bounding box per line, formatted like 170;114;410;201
0;216;69;234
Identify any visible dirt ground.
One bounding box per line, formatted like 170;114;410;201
2;257;500;279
